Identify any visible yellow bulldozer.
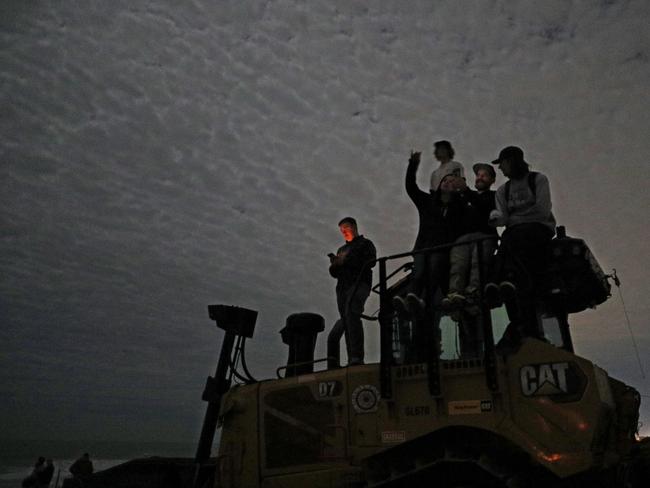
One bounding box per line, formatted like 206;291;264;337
194;228;648;488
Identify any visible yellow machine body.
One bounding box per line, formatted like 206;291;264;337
214;339;636;488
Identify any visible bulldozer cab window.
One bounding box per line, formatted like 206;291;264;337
439;315;467;360
539;313;567;348
392;304;572;364
490;306;510;344
489;305;571;350
439;306;514;360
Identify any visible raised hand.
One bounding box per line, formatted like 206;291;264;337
409;150;421;165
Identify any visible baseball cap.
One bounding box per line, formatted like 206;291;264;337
472;163;496;178
491;146;525;165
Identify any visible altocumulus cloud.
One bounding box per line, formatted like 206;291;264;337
1;0;649;440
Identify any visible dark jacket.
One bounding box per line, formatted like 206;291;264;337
461;189;497;236
406;159;465;250
37;464;54;485
329;235;377;288
70;458;93;479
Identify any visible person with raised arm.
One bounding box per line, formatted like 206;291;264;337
395;151;464;317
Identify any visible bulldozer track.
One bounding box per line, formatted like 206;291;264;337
364;427;559;488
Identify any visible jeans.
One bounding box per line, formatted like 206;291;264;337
496;223;553;338
327;281;371;367
407;250;448;362
449;232;497;295
410;250;449;300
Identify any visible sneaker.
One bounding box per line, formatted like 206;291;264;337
406;293;426;317
464;285;478;296
449;292;467;308
392;296;408;316
464;287;479;304
442;292;466;311
499;281;517;303
483;282;502;308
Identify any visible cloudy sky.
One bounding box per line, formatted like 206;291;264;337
2;0;649;443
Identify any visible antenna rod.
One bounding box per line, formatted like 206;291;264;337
611;269;646;379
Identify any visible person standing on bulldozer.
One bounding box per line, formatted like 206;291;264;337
430;140;464;192
327;217;376;368
485;146;556;341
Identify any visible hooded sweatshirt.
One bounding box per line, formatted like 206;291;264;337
494;171;556;233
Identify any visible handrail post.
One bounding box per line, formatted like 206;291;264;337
557;310;574;353
427;252;442;397
378;258;392;398
477;239;499;392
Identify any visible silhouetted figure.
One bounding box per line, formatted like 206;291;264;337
327;217;376;367
395;151;465;316
69;453;93;485
443;163;498;357
486;146;556;340
22;457;45;488
37;459;55;487
446;163;498;303
430;140;464;191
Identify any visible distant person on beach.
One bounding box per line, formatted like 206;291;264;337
21;457;45;487
37;459;55;487
69;453;93;483
430;140;464;192
327;217;377;368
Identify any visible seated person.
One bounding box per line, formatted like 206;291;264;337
485;146;556;340
443;163;498;314
394;151;464;317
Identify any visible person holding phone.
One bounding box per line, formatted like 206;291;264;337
327;217;376;368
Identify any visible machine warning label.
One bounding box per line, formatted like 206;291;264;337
351;384;380;414
404;405;431;416
395;363;426;379
448;400;492;415
381;431;406;443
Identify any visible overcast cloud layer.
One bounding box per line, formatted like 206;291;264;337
1;0;649;442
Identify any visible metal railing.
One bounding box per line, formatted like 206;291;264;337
347;235;500;399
